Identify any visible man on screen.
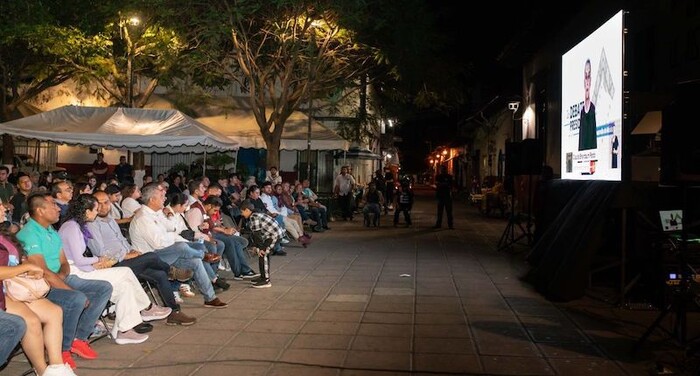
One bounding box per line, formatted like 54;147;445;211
579;59;597;151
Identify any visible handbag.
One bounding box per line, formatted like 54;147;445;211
179;229;196;242
3;273;50;302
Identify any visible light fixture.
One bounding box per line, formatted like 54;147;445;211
442;149;448;155
508;101;520;112
128;16;140;26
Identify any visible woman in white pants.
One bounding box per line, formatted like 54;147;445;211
58;194;171;344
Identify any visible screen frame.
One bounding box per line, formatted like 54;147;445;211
560;10;625;182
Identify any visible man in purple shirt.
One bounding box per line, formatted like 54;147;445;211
87;191;196;326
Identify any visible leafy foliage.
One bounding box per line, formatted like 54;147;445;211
172;0;379;168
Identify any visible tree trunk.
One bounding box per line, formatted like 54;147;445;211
264;135;281;170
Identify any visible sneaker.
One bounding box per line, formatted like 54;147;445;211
273;249;287;256
179;284;196;298
42;363;77;376
61;352;76;370
212;278;230;291
204;298;228;309
231;275;244;281
251;279;272;289
250;276;264;284
70;339;98;359
168;266;194;282
115;329;149;345
166;310;197;326
280;237;290;244
242;272;260;279
141;305;172;322
173;291;184;304
303;218;318;226
90;320;109;339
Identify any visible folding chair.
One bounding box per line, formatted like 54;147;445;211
139;277;164;307
89;301;115;344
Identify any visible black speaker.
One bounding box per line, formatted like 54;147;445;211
505;139;542;176
660;81;700;185
504;141;522;176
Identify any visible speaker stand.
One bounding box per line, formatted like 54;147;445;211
497;175;534;252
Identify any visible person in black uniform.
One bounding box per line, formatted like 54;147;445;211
434;166;454;229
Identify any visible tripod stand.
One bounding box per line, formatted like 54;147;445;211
497;174;534;252
632;185;700;356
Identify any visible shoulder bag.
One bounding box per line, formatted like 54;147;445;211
3;273;51;302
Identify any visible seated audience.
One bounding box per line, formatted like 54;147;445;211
59;194;168;345
87;191;196;326
129;183;228;308
17;193;113;369
120;183;142;218
0;202;76;376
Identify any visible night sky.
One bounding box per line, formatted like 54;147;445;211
395;2;581;173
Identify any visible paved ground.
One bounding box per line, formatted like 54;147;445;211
5;184;700;375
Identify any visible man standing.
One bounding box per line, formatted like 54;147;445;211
114;156;134;184
18;192;113;368
333;166;356;221
88;191;196;326
434;165;454;229
129;182;228;308
91;152;109;182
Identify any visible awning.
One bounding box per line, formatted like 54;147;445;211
0;105;239;152
632;111;662;135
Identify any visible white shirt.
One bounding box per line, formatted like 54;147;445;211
121;197;141;218
184;196;209;240
109;201;125;220
334;173;356;195
129;204;187;252
260;193;286;216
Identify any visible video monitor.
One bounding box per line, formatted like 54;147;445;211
561;10;623;181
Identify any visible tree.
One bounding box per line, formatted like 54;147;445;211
50;0;189;108
0;0;111;162
176;0;377;169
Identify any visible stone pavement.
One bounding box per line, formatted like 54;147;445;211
4;184;699;375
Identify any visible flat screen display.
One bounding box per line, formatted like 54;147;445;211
561;10;623;181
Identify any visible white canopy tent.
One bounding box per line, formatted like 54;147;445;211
196;110;348;151
0;105;239;153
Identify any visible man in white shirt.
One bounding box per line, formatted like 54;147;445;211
129;182;227;309
333;166;356;220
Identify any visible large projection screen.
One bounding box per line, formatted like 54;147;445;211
561;10;623;181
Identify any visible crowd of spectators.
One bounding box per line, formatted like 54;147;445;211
0;160;346;375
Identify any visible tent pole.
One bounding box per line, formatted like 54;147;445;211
203;149;207;177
